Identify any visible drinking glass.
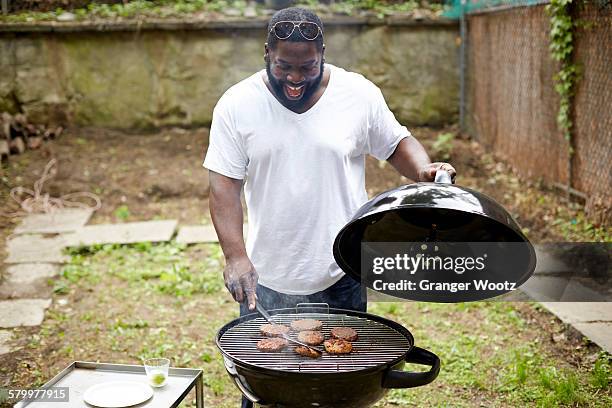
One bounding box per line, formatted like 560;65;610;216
144;358;170;388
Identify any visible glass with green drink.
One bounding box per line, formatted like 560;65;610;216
144;358;170;388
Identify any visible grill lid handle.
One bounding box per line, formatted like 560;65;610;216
382;346;440;389
434;168;453;184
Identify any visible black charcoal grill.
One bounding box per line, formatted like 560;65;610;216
216;305;439;407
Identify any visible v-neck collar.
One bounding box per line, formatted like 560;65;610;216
259;64;334;121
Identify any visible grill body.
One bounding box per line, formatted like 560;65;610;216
216;307;440;408
226;361;404;407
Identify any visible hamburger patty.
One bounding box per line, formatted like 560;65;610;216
260;323;290;337
324;338;353;354
297;330;324;345
294;346;322;358
330;327;358;342
256;338;288;352
291;319;323;332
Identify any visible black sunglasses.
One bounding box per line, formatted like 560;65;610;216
269;21;323;41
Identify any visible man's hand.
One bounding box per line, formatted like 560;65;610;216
224;256;258;310
417;162;457;183
387;137;457;183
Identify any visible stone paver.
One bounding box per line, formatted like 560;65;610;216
521;276;609;302
0;264;59;299
530;246;612;352
533;245;572;274
540;302;612;323
5;234;69;264
64;220;178;246
0;330;14;355
175;224;247;244
539;302;612;353
14;208;93;234
572;322;612;354
0;299;52;328
176;225;218;244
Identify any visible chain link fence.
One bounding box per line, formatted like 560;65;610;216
572;2;611;224
464;1;611;224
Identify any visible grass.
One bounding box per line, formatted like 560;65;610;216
114;204;131;221
59;241;224;297
3;242;610;407
590;354;611;389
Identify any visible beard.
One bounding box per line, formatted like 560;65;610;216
266;60;325;111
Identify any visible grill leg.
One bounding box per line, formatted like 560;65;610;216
241;395;254;408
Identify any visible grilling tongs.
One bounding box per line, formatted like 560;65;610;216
255;301;325;354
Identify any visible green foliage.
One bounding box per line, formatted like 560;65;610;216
590;354;611;389
58;241;224;297
546;0;578;154
320;0;420;18
156;260;224;296
114;204;130;221
113;318;149;330
537;367;585;406
431;132;455;161
512;350;530;384
551;211;611;242
2;0;438;23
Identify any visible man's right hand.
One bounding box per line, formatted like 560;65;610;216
223;256;258;311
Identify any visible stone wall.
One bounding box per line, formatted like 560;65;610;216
0;19;459;129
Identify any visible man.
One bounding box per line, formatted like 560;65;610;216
204;9;454;404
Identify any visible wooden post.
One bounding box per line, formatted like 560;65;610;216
1;0;8;16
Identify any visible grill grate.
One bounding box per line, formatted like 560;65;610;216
218;312;411;373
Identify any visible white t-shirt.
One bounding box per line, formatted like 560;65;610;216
203;64;409;295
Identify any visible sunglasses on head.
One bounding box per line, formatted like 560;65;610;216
269;21;323;41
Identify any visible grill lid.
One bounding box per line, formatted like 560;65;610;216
217;312;412;373
332;177;536;292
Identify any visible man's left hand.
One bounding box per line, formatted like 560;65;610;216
417;162;457;183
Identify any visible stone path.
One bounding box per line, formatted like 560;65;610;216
0;211;180;355
0;330;13;355
64;220;178;246
520;276;608;302
13;208;93;235
540;302;612;354
176;224;246;244
5;234;70;264
1;209;87;355
521;246;612;352
176;225;218;244
0;299;52;327
0;264;59;299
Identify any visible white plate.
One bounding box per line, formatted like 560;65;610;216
83;381;153;407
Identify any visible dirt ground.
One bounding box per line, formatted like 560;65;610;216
1;125;608;241
0;126;610;407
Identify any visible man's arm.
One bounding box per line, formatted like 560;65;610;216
209;170;258;310
387;136;456;182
